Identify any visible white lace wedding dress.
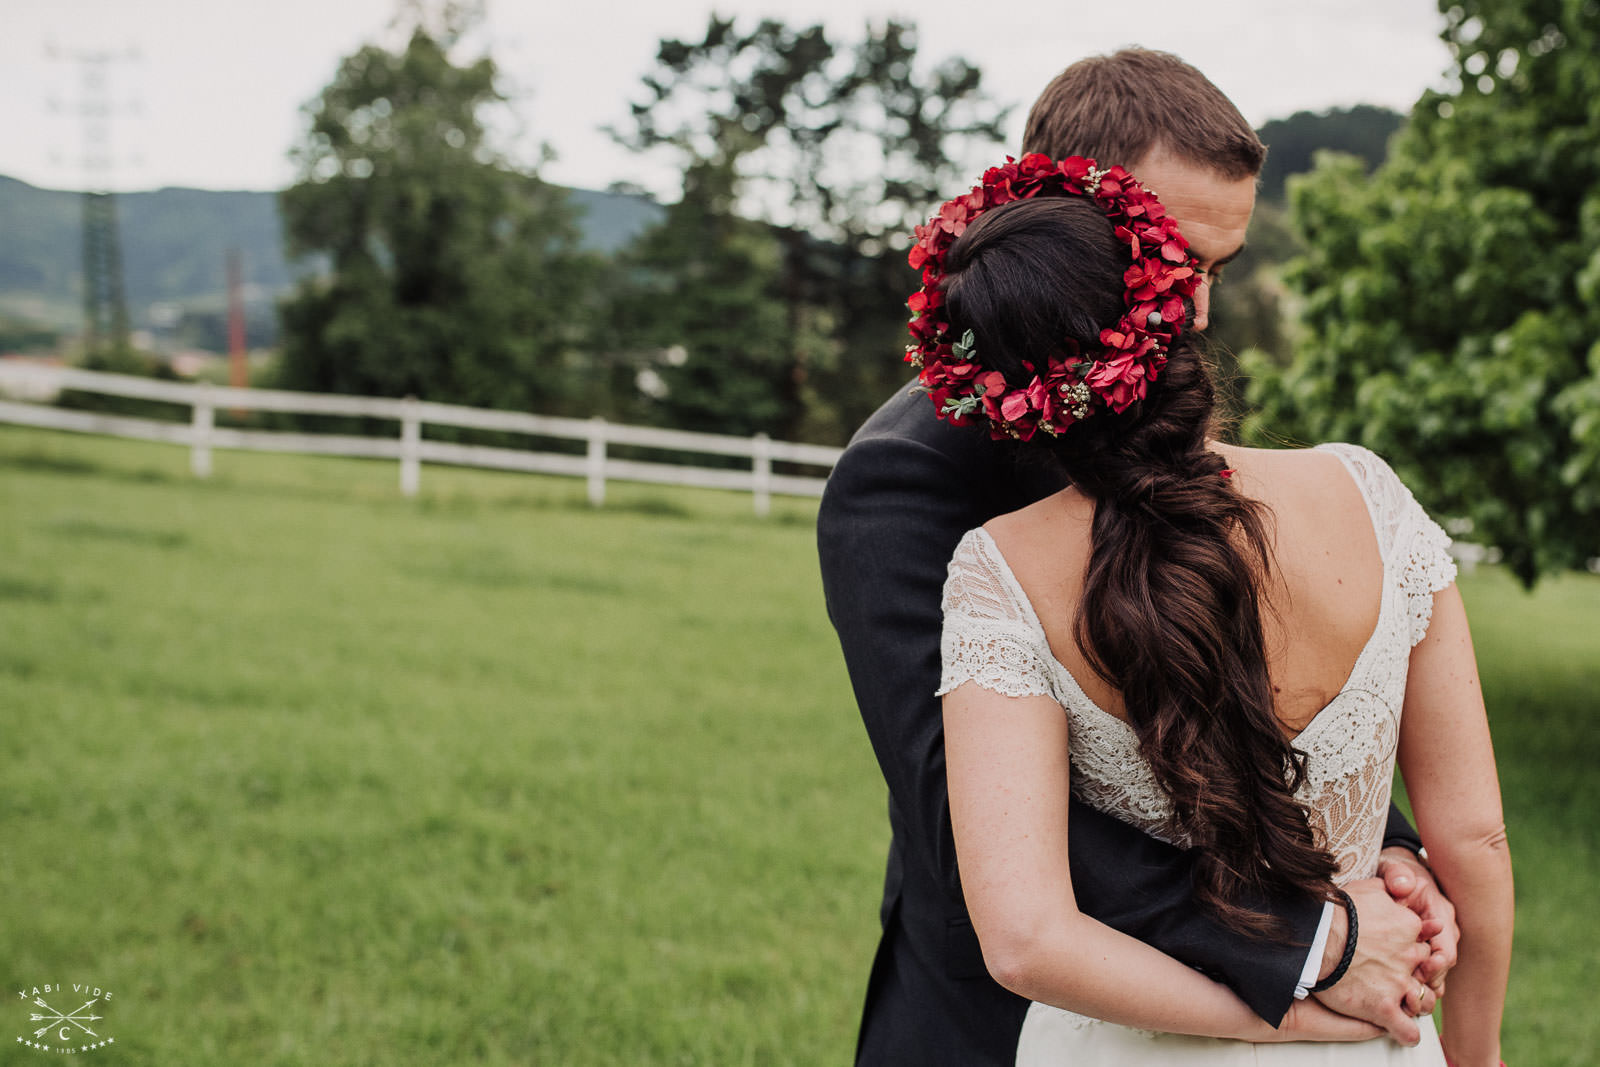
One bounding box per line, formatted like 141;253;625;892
938;444;1455;1065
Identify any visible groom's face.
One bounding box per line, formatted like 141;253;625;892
1129;148;1257;332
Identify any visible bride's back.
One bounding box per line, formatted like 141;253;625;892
986;441;1384;738
935;193;1374;915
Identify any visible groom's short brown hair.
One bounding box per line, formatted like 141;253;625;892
1022;49;1265;179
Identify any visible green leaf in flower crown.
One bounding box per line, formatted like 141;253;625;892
952;328;978;363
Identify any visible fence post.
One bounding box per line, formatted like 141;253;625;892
752;432;772;518
399;395;421;497
191;385;214;478
586;416;607;507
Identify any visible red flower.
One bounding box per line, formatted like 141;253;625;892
1000;390;1032;423
943;356;982;382
1155;265;1196;293
935;199;968;238
1128;295;1189;333
1057;157;1091;183
1084;350;1154;413
1099;327;1134;352
1025;377;1051;408
976;369;1007;395
1123;261;1161;301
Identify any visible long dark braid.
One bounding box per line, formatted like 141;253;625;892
941;196;1337;935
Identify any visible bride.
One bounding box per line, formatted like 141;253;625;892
911;157;1513;1064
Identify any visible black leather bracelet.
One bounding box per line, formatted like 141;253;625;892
1309;888;1358;994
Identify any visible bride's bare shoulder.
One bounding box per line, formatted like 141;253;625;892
979;488;1095;597
1208;439;1343;471
1208;441;1356;504
1212;442;1380;579
984;486;1092;544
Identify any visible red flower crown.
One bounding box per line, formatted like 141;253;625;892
905;153;1201;441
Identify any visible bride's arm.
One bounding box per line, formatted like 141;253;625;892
1397;584;1513;1067
943;681;1383;1043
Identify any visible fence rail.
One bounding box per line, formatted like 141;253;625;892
0;362;842;514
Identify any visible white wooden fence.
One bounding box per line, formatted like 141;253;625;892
0;362;842;515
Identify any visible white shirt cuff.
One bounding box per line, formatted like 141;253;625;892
1294;900;1337;1000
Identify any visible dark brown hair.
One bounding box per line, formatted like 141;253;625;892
1022;49;1265;180
942;197;1335;935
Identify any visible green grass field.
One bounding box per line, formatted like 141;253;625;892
2;424;1596;1065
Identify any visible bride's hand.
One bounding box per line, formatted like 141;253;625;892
1377;845;1459;998
1259;998;1386;1043
1312;877;1431;1045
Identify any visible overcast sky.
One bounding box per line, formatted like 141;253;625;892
1;0;1455;198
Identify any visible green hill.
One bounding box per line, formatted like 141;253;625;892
0;176;662;338
0;104;1398;347
1256;104;1405;202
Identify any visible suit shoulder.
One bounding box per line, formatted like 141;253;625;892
842;382;990;464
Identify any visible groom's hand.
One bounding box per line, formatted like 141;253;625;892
1377;845;1459;998
1312;878;1430;1045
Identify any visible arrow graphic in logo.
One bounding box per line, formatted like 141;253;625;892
29;997;102;1040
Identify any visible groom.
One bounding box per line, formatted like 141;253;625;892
818;49;1458;1065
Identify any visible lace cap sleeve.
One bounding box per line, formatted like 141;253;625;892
937;529;1059;699
1321;443;1459;646
1399;501;1457;646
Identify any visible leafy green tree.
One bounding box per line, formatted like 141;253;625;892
278;19;597;414
1244;0;1600;584
613;17;1009;441
0;311;59;354
1210;108;1405;377
602;158;798;436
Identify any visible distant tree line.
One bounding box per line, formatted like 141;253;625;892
273;10;1430;451
275;11;1007;446
0;311;59;352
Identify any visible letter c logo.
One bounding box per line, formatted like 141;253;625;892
59;1026;71;1042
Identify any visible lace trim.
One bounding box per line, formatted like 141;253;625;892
937;529;1059;699
1402;516;1457;646
1053;688;1400;880
1291;691;1401;880
938;624;1056;699
1028;1002;1159;1039
1039;704;1164;837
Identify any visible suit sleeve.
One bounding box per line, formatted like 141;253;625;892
818;428;1323;1026
1383;805;1424;854
818;432;976;902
